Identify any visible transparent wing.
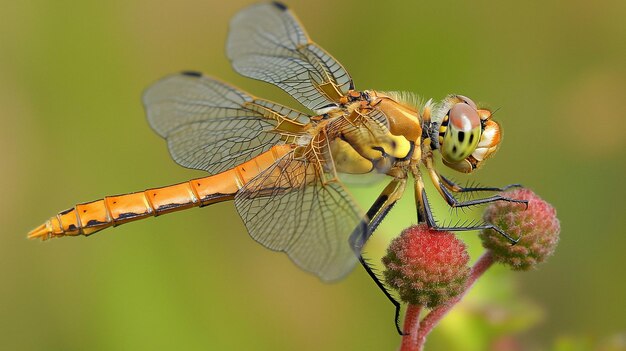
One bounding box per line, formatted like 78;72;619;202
234;154;365;282
143;71;310;174
365;108;391;130
227;2;354;112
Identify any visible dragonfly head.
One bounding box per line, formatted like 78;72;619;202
435;95;501;173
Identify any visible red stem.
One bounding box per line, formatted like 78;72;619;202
415;251;495;350
400;304;423;351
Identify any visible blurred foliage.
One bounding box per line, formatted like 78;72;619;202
2;0;625;350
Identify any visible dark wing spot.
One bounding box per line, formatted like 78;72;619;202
83;210;87;213
181;71;202;77
458;131;465;143
272;1;288;10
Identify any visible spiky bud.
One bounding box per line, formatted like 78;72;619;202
382;224;470;308
480;188;560;270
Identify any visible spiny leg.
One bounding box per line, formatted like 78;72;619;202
349;177;407;335
349;178;406;252
440;175;522;193
424;157;527;209
417;176;519;243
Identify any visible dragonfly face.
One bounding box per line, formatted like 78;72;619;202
434;95;502;173
29;1;526;333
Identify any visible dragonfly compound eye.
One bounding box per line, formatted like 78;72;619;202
456;95;477;110
441;102;481;163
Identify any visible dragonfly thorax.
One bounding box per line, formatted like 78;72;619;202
321;100;415;175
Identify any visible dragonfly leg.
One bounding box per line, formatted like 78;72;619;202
424;157;527;209
349;178;405;253
357;254;405;335
439;174;522;193
349;177;407;335
411;166;428;223
420;184;519;244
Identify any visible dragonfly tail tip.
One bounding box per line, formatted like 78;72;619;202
27;223;51;241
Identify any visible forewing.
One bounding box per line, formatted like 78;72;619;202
143;72;310;174
227;2;354;112
234;155;365;282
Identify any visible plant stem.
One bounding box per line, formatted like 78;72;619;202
400;304;423;351
415;251;495;350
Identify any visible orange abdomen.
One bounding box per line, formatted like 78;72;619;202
28;145;292;240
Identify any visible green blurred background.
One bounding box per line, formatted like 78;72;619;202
2;0;625;350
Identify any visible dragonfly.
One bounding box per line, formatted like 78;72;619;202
28;2;525;333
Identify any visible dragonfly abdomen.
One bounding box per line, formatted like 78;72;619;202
27;181;232;240
28;144;293;241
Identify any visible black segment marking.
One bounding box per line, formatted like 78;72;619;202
442;114;450;126
68;224;77;231
458;131;465;143
366;195;388;220
157;203;184;211
60;208;74;215
469;133;474;144
272;1;287;10
118;212;140;220
86;219;106;227
452;145;458;154
181;71;202;77
372;146;387;157
199;193;230;206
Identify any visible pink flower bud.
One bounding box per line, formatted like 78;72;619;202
480;188;560;270
382;224;470;307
